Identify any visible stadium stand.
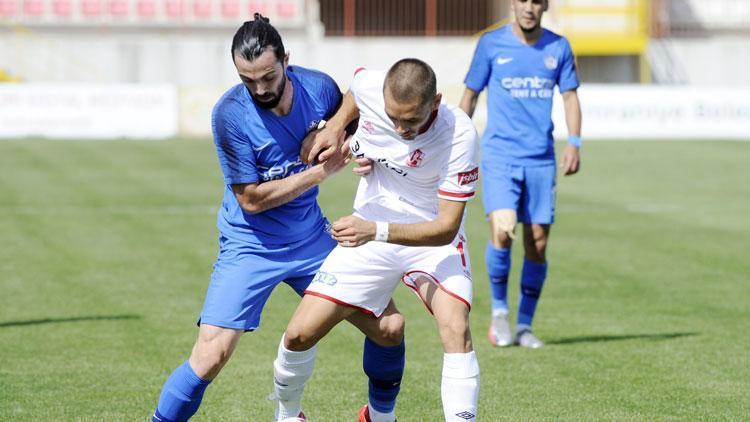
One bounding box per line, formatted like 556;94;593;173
0;0;304;26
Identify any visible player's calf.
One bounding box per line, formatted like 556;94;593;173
153;325;241;422
418;280;479;421
273;333;317;421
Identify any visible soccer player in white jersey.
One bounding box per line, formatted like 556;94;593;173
270;59;481;422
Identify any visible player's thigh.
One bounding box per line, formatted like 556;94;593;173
481;160;523;217
345;299;404;347
401;235;474;314
200;237;287;332
519;164;556;225
411;276;472;353
284;293;357;351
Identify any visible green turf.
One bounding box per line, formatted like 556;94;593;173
0;139;748;421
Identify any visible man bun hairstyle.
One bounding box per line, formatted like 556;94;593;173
384;58;437;106
231;13;286;63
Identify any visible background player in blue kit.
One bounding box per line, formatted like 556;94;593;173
459;0;582;348
151;15;405;421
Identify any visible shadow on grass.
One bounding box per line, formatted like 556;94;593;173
547;332;698;345
0;314;142;328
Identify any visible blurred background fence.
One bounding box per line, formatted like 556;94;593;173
1;0;749;139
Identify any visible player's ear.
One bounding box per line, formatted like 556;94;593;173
542;0;549;12
432;93;442;111
283;51;290;68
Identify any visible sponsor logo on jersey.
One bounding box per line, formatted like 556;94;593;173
501;76;555;99
312;271;337;286
501;76;555;90
496;56;514;65
377;158;408;177
544;55;558;70
457;167;479;185
406;149;424;168
258;160;307;182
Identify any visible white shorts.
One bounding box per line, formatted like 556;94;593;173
304;232;473;317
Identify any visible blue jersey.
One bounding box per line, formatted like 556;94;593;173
465;25;579;165
211;65;342;245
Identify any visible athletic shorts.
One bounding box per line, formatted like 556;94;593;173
481;161;556;225
304;232;473;317
198;225;337;331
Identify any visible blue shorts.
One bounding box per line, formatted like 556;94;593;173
481;161;556;225
198;226;336;331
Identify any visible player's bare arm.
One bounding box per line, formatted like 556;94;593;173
232;139;350;214
560;89;582;176
301;90;360;164
331;198;466;247
459;87;480;118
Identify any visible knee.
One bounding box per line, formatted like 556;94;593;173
524;236;547;262
491;228;513;248
375;313;405;347
190;338;234;379
283;324;318;352
438;317;470;349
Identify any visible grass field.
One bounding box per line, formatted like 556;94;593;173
1;139;748;421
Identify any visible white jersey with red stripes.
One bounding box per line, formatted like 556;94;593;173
348;69;479;224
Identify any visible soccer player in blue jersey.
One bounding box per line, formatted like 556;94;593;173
459;0;582;348
151;15;405;421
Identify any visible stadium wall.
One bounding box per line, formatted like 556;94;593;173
2;30;750;140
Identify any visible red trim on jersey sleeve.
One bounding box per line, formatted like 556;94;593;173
438;189;475;199
354;67;366;76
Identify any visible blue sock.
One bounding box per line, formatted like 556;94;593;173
518;258;548;330
153;361;211;422
486;243;511;312
362;337;405;413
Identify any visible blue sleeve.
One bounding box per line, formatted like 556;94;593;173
320;74;343;119
211;102;259;185
557;39;580;93
464;35;492;92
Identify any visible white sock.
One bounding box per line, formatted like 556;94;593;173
441;351;480;421
368;403;396;422
273;334;317;420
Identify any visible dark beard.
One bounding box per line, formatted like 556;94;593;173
253;73;287;110
520;22;540;34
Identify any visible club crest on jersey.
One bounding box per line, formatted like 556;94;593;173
544;55;558;70
457;167;479;185
362;120;375;134
406;149;424;168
